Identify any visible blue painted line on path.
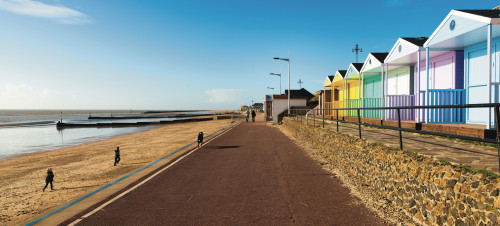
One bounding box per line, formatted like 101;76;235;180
26;122;238;226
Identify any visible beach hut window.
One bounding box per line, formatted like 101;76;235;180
450;20;455;31
334;90;340;101
398;45;402;52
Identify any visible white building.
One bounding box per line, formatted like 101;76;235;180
265;88;313;124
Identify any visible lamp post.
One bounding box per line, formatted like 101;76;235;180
274;52;290;115
270;73;281;94
352;44;362;63
267;87;275;95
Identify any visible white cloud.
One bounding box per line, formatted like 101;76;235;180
0;0;92;24
0;83;57;108
205;89;241;103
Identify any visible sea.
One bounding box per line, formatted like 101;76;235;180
0;110;200;161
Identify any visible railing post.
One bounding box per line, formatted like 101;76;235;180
314;109;316;127
306;112;308;125
336;109;339;132
495;106;500;173
322;108;325;128
357;108;362;139
397;108;403;150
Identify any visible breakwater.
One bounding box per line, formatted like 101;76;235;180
282;118;500;225
57;117;213;128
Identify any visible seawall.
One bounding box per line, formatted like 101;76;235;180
282;118;500;225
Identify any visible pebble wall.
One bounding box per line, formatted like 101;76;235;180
282;118;500;225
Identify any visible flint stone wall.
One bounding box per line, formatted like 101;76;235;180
282;118;500;225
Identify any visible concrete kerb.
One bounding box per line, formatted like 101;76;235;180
24;121;241;226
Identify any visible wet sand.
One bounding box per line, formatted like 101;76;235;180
0;118;236;225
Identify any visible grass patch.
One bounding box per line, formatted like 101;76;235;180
458;164;498;179
438;159;451;165
420;133;498;148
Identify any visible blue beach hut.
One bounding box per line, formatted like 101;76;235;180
424;10;500;128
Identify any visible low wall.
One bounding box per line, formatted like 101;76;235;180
282;118;500;225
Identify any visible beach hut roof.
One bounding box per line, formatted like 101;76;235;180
456;10;500;18
371;52;389;63
401;37;428;46
385;37;427;64
425;9;500;48
323;75;333;87
360;52;388;74
345;63;364;79
384;37;447;65
336;70;347;77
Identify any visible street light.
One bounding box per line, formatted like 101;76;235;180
267;87;275;94
270;73;281;94
274;52;290;115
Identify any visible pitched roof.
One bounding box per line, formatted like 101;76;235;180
401;37;428;46
370;52;389;62
284;88;314;99
337;70;347;77
456;9;500;18
352;63;363;72
328;75;334;81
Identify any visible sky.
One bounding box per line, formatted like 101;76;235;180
0;0;496;110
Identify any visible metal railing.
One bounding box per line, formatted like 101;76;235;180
292;103;500;171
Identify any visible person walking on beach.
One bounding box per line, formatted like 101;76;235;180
245;109;250;122
251;109;256;122
114;147;120;166
198;132;204;147
43;168;54;192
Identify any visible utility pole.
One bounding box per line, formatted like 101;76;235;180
352;44;362;63
297;79;303;89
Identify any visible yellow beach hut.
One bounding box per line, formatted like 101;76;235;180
344;63;364;117
330;70;347;118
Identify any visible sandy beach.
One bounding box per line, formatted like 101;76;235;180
0;118;237;225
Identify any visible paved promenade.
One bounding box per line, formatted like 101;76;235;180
306;117;499;173
63;115;384;225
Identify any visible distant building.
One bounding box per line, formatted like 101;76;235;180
265;88;314;124
252;103;263;112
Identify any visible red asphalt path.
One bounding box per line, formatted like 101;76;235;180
66;119;384;225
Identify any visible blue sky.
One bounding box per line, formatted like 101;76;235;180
0;0;496;110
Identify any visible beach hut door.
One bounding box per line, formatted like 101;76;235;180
467;47;488;124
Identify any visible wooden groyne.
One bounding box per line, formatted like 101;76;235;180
88;113;216;120
57;117;213;129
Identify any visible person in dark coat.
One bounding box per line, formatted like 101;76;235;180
251;109;256;122
114;147;120;166
198;132;204;147
43;168;54;192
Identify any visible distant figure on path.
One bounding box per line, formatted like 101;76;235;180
43;168;54;192
251;109;256;122
114;147;120;166
198;132;204;147
245;110;250;122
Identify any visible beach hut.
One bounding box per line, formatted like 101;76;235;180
384;37;428;121
323;75;334;118
424;9;500;128
360;53;388;118
330;70;347;118
344;63;364;117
